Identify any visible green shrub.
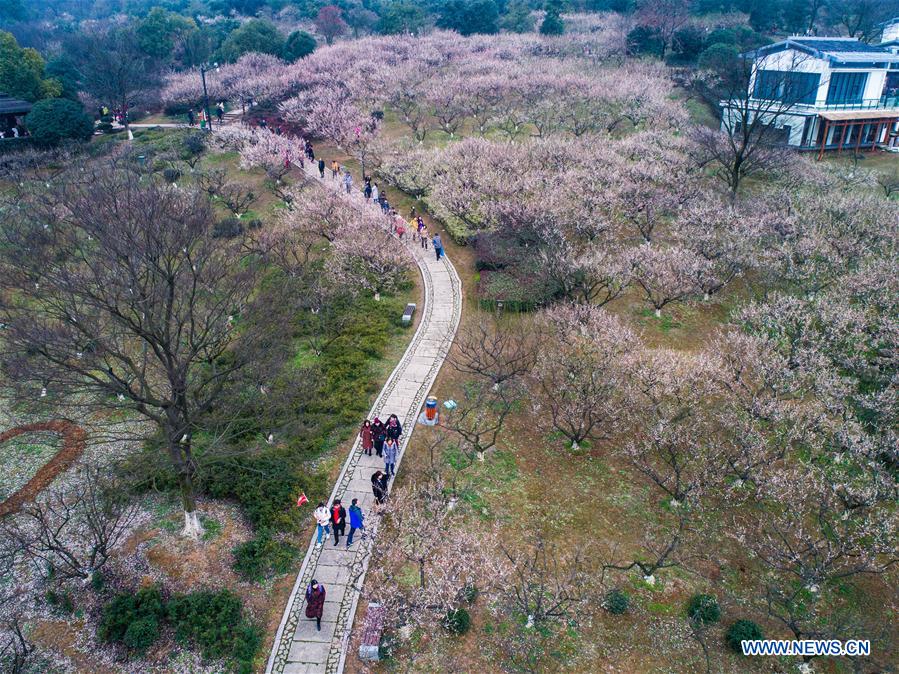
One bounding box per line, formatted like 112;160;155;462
214;217;243;238
91;570;106;593
163;167;182;183
687;594;721;624
203;448;327;533
605;589;630;615
181;132;206;157
167;590;260;670
123;616;160;653
726;619;763;653
45;589;74;614
97;122;114;133
99;586;165;647
443;607;471;635
24;98;95;146
232;534;298;581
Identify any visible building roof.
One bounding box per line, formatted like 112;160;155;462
752;37;899;65
0;93;32;115
820;110;899;121
791;38;888;54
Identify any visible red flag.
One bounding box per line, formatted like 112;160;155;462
296;492;308;507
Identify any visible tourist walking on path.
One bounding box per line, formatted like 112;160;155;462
187;108;196;126
347;498;365;547
433;233;444;261
364;181;372;200
359;419;373;456
318;158;325;178
314;502;331;546
331;160;339;179
305;580;326;631
371;417;386;458
343;170;353;194
331;499;347;546
216;102;225;124
371;183;379;203
420;224;429;249
385;414;403;442
383;437;398;478
371;471;388;504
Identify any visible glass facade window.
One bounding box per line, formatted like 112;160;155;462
753;70;820;104
826;72;868;105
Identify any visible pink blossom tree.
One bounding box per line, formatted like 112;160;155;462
629;244;708;317
530;304;640;450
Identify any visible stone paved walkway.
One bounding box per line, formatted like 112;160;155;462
264;158;462;674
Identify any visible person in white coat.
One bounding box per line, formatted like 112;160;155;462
313;502;331;546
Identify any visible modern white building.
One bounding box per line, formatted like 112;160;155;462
721;20;899;155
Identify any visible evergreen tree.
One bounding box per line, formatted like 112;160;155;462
284;31;316;62
540;0;565;36
437;0;501;36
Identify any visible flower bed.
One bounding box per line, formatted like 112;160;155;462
0;420;87;516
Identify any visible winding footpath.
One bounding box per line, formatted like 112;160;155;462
264;159;463;674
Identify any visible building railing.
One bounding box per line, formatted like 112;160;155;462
735;95;899;111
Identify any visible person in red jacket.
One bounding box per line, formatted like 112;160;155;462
330;499;347;546
359;419;373;456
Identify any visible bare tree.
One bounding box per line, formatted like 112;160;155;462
740;466;897;644
0;162;266;537
0;464;139;582
363;476;500;632
692;51;817;196
531;306;638;450
217;181;258;218
501;536;602;625
449;313;537;389
832;0;899;41
876;166;899;198
635;0;691;59
442;381;514;462
65;26;160;140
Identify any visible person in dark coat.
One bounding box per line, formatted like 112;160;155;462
385;414;402;442
318;157;325;179
371;417;386;458
359;419;373;456
371;471;387;504
305;580;326;630
331;499;347;546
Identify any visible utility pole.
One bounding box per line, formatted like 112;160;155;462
200;63;217;132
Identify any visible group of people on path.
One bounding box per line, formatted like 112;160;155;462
311;156;447;261
360;413;403;498
304;413;404;630
390;206;445;260
312;497;365;549
187;102;225;128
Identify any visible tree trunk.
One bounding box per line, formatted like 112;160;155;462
180;468;204;538
655;308;662;318
419;558;426;589
169;438;204;538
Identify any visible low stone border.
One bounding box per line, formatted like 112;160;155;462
0;420;87;517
